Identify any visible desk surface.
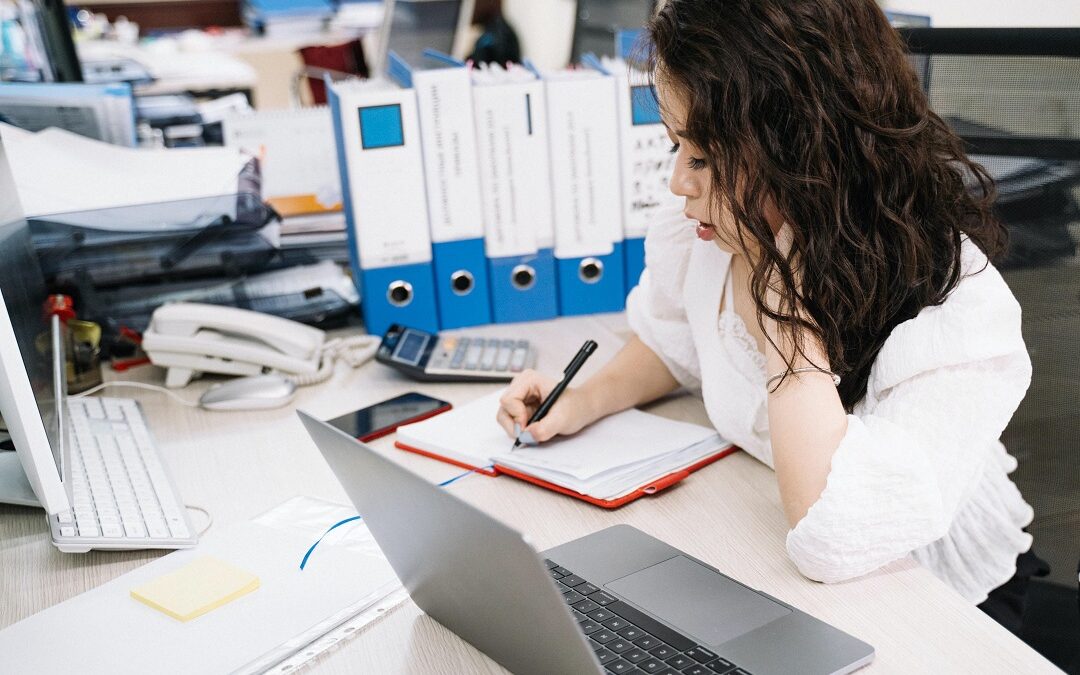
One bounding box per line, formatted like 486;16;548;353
0;315;1059;674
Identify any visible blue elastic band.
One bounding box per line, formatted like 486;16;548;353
299;465;493;570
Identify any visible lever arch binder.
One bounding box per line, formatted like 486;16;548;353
327;77;439;334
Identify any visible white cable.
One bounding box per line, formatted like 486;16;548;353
288;334;380;387
71;381;201;407
185;504;213;537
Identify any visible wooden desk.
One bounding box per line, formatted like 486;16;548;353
0;315;1059;673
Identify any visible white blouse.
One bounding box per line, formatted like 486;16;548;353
625;210;1035;604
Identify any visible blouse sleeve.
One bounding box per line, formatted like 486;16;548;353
785;252;1032;583
625;208;702;390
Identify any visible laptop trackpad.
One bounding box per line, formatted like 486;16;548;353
605;556;792;646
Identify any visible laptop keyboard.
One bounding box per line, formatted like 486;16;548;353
546;560;752;675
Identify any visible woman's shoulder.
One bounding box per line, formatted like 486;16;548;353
869;238;1027;394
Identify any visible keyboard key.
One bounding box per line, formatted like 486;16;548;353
563;590;585;605
618;626;645;641
607;639;633;654
622;648;649;664
147;522;169;539
59;526;75;537
124;523;147;538
553;567;572;576
683;665;710;675
559;575;586;588
550;569;566;580
579;620;602;635
664;654;693;669
705;657;736;673
634;636;663;651
650;645;676;659
78;525;100;537
732;669;752;675
590;630;617;644
543;559;558;569
577;582;600;596
604;659;634;673
588;608;616;623
638;658;667;674
592;591;617;606
56;511;73;525
608;601;695;652
101;524;124;538
603;617;631;631
572;599;600;614
594;649;617;664
686;647;719;663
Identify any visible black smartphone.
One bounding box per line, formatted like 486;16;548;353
326;392;452;443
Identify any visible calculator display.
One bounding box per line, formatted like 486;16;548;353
392;330;429;365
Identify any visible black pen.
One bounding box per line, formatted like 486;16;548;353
513;339;598;449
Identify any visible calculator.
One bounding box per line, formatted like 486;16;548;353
375;324;537;382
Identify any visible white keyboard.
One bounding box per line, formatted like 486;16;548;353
51;397;197;553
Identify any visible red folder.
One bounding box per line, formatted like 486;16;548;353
393;441;737;508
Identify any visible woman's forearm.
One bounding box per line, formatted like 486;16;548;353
765;327;849;528
579;335;681;420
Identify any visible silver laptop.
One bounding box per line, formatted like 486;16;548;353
298;411;875;675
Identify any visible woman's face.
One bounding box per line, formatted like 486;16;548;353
657;79;740;253
657;78;784;256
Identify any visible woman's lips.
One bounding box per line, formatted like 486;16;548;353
694;221;717;241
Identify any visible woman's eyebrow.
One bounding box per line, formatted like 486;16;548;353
661;120;689;138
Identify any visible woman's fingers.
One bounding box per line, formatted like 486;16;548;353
497;369;555;438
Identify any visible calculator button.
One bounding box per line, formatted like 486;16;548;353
510;346;529;372
495;340;514;371
450;339;469;369
464;339;484;370
480;342;499;370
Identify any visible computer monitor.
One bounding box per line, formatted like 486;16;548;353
0;131;70;512
33;0;83;82
372;0;475;75
571;0;657;63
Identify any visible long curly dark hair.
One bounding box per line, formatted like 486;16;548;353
647;0;1006;410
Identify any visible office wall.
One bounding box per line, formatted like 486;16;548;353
503;0;577;70
882;0;1080;27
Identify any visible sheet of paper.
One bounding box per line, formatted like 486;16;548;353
1;123;250;220
130;555;260;622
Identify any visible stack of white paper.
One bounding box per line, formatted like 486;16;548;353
396;390;728;500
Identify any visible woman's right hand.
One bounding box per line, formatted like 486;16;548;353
496;369;600;444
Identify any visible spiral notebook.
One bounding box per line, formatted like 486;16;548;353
394;390;735;508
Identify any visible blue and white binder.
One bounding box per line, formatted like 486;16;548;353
471;62;558;324
327;77;439;334
402;51;491;328
600;54;682;293
542;65;626;316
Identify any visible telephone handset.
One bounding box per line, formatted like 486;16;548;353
142;303;376;388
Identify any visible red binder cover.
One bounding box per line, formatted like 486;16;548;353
393;441;738;508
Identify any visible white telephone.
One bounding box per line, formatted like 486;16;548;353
141;303;377;388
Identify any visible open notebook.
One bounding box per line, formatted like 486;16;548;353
395;390;735;508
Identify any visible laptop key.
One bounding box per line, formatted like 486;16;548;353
603;616;631;631
588;608;616;623
731;669;752;675
618;626;645;641
683;666;710;675
564;590;586;605
705;657;736;673
605;660;635;674
686;647;718;663
550;569;566;580
607;639;634;654
665;654;693;669
638;659;667;674
591;630;617;644
622;648;649;664
577;582;600;595
559;575;587;587
580;620;603;635
553;566;572;576
595;648;618;664
592;591;617;605
634;636;663;650
544;559;558;569
650;645;676;659
573;599;601;614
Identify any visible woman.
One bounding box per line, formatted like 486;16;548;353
497;0;1041;632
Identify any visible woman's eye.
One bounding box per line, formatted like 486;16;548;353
669;142;680;154
687;157;706;170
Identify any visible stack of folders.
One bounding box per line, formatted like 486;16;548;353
327;51;678;333
395;390;735;508
0;82;137;147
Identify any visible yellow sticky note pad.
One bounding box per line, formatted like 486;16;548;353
131;556;260;622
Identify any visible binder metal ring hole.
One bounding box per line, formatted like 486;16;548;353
450;270;474;296
387;281;414;307
511;264;536;291
579;258;604;284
